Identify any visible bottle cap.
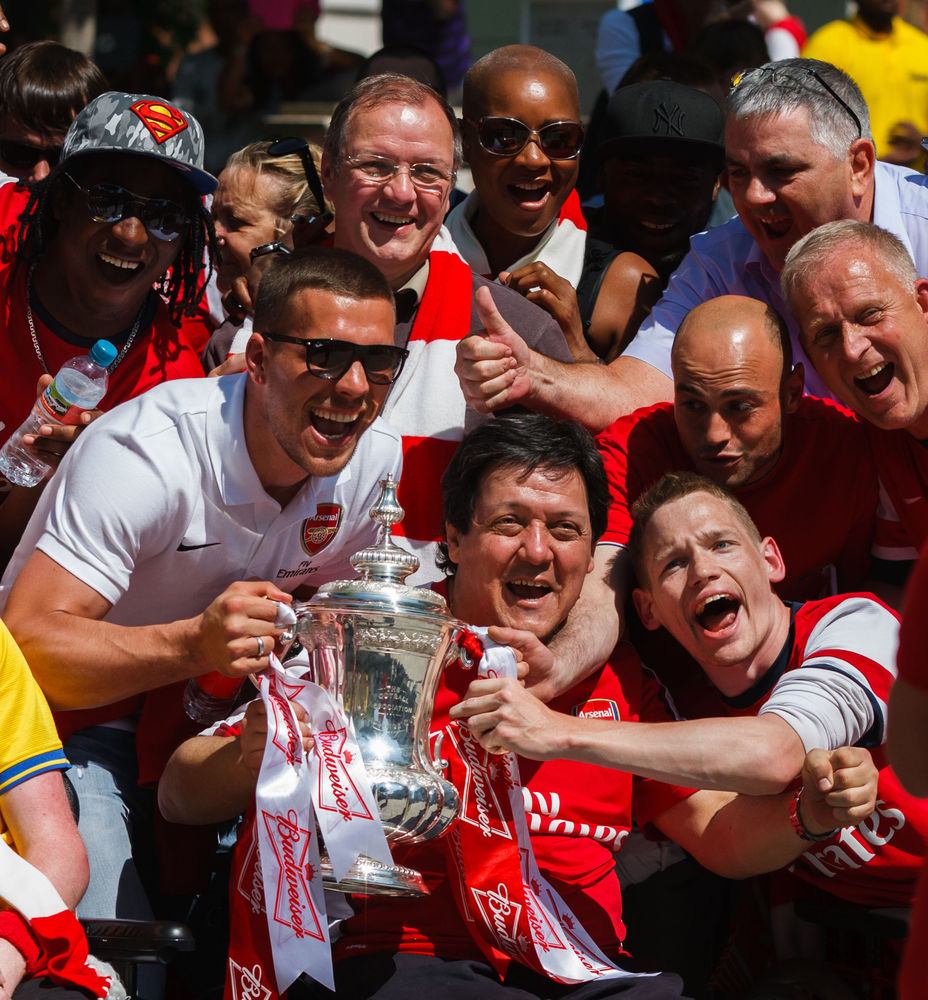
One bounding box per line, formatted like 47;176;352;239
90;340;118;368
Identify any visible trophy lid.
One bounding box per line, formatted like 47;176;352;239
309;475;452;617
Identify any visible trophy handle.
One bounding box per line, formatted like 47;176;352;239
431;730;449;773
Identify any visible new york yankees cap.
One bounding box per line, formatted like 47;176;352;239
61;91;217;195
599;79;724;166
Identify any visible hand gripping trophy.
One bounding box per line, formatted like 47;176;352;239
284;473;467;896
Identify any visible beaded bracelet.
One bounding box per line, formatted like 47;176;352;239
789;785;837;842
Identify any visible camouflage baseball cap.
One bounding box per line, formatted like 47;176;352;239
61;91;217;195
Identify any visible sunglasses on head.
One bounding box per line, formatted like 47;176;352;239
267;136;327;212
63;172;189;242
466;116;584;160
0;138;61;170
260;334;408;385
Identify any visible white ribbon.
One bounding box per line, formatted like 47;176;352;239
469;628;643;983
253;651;393;992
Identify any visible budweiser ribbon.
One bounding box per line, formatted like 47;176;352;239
227;652;393;998
0;835;112;998
440;629;640;984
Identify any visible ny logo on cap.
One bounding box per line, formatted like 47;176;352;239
652;102;686;138
130;100;189;144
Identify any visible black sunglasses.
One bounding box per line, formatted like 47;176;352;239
63;171;189;242
260;334;408;385
250;241;292;264
0;138;61;170
267;136;326;212
465;116;584;160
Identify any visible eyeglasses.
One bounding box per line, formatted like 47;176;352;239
260;334;408;384
344;153;454;191
0;138;61;170
465;116;585;160
63;172;189;241
731;66;863;140
250;241;292;264
267;136;327;213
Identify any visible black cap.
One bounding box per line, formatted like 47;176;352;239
599;79;724;166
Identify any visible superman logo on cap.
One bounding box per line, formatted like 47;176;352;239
130;100;189;144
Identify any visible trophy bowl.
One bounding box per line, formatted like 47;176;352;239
286;475;467;896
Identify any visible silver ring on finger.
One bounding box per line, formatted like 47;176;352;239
256;635;266;657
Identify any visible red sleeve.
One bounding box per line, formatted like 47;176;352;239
596;403;674;546
898;543;928;691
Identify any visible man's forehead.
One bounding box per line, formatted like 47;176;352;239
478;463;589;511
279;288;394;336
348;97;449;138
673;324;781;388
725;107;814;151
646;493;745;546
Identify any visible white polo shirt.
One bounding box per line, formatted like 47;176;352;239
0;374;403;623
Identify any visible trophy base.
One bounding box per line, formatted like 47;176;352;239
320;852;429;897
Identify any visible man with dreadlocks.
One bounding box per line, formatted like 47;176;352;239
0;91;217;469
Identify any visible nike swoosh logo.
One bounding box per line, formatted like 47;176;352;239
177;541;222;552
902;497;924;505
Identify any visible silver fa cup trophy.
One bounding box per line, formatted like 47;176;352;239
286;474;466;896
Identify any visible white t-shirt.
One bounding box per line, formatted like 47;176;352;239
0;374;403;622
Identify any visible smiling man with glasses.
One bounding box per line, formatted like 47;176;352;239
0;245;403;933
0;91;220;506
447;45;665;366
321;72;572;586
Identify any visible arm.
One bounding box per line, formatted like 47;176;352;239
0;771;86;1000
159;699;313;824
655;746;878;879
451;676;807;793
888;678;928;798
2;771;88;909
587;252;662;363
0;375;102;572
455;285;672;434
529;544;629;702
3;552;291;710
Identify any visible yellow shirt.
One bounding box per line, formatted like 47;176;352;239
0;620;69;844
803;15;928;159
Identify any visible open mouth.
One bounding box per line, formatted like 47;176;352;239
505;578;552;601
371;211;413;230
309;406;361;442
507;181;550;208
854;361;894;396
98;251;143;282
694;593;740;633
757;215;792;241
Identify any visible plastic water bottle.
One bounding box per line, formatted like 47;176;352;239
183;672;245;726
0;339;117;487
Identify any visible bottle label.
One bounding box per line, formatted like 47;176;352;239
38;381;83;425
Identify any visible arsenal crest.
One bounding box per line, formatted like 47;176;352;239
129;100;189;143
300;504;343;556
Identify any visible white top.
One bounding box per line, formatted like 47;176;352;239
0;374;403;622
443;190;587;288
623;161;928;400
757;597;899;753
